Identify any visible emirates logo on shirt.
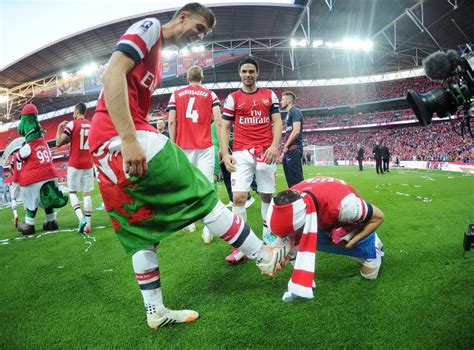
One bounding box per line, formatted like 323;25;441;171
239;114;270;125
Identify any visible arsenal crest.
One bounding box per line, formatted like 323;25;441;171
262;98;270;105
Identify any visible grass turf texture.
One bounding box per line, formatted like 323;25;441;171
0;165;473;349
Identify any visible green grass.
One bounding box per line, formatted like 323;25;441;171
1;166;473;349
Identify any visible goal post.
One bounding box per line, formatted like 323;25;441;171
303;145;334;165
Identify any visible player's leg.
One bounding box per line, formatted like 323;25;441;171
42;206;59;231
92;132;221;329
358;233;384;279
10;184;19;228
226;150;254;263
202;200;291;275
196;146;216;244
132;245;198;329
317;231;383;279
17;183;41;235
81;168;94;233
68;167;86;232
181;149;199;233
256;160;277;245
285;149;304;188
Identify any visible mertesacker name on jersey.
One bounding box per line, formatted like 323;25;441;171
177;90;210;98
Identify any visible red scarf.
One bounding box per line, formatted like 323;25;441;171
267;193;318;298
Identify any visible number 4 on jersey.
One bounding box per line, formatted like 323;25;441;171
186;97;199;123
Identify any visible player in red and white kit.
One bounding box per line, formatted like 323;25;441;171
5;153;22;228
56;102;94;233
266;176;385;302
166;65;222;242
87;4;290;330
221;57;283;263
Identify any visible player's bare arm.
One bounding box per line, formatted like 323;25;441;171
168;109;177;142
263;112;283;164
212;105;223;154
55;121;70;146
102;51;148;177
220;118;236;172
346;205;384;249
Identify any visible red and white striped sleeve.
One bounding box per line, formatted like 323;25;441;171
115;18;161;65
166;91;177;111
222;94;235;121
211;91;221;107
338;193;373;224
63;120;74;136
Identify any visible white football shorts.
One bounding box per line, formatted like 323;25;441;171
231;149;276;194
183;146;215;183
67;166;94;192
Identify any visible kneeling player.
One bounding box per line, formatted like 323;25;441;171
266;176;385;302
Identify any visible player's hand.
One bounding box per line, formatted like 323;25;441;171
223;153;237;172
121;138;148;177
278;152;285;163
263;145;278;164
58;121;68;131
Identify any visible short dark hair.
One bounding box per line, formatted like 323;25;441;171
282;91;296;103
238;57;259;72
173;3;216;31
273;190;302;206
75;103;86;115
187;65;203;82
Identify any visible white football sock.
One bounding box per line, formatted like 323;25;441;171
203;201;263;260
132;246;165;315
70;193;84;220
83;195;92;227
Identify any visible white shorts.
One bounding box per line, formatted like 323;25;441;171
22;178;57;210
67;166;94;192
231;150;276;194
10;183;21;200
183;146;215;183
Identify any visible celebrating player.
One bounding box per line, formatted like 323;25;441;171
56;102;94;233
221;57;283;263
166;65;222;243
87;3;290;330
266;176;385;302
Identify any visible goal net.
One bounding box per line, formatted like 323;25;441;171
303;145;334;165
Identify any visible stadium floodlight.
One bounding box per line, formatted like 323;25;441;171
0;94;8;104
162;49;178;58
362;40;373;51
290;38;298;47
341;38;373;51
61;71;70;79
191;45;205;53
299;39;308;47
312;39;323;48
325;41;334;48
79;62;98;76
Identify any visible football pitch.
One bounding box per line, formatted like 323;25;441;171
1;165;473;349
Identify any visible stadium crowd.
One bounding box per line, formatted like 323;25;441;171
305;121;472;162
149;76;442;113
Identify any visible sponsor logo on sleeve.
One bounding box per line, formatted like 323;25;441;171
139;20;153;31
